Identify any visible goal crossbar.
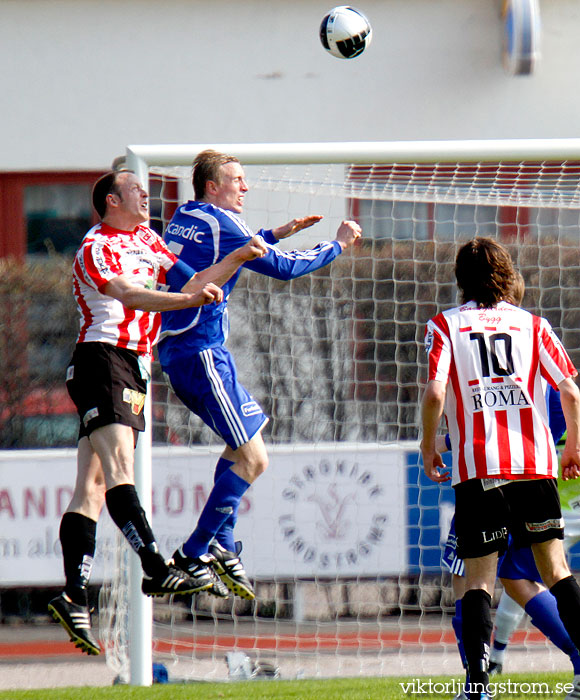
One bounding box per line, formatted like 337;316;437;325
127;138;580;168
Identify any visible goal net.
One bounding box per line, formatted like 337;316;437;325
99;140;580;684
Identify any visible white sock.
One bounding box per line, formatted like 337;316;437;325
491;592;525;655
490;645;506;664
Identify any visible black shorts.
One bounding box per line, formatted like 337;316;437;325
66;342;147;439
454;477;564;560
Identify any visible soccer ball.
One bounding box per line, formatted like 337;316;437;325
319;6;372;59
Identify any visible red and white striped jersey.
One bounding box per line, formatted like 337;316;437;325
425;300;577;485
72;223;178;357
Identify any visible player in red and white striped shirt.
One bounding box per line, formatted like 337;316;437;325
420;237;580;700
49;170;267;656
426;298;575;485
72;221;179;356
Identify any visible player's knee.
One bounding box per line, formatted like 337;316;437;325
248;454;268;480
90;477;106;503
88;489;106;517
543;564;572;590
238;452;268;483
69;479;106;519
254;452;269;477
105;459;135;489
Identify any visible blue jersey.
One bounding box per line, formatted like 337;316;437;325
547;383;566;444
158;201;342;367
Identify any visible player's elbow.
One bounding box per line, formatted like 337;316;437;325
117;288;156;312
560;378;580;410
261;269;293;281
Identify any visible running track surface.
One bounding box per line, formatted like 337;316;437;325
0;628;548;658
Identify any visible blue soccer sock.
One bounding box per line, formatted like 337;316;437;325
183;468;250;558
526;589;580;674
213;457;238;552
452;599;468;670
452;598;471;692
214;457;235;483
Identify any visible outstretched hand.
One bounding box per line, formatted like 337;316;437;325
335;220;362;250
272;215;324;240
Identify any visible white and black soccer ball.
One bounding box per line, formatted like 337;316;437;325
319;6;372;60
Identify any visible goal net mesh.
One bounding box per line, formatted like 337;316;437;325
99;151;580;683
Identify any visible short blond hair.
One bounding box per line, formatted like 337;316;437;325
192;150;240;200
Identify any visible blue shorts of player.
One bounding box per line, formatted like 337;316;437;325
163;344;268;450
498;541;541;582
443;515;541;582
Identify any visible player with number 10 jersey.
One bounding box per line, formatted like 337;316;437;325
425;300;576;485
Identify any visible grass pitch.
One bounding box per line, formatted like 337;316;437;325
0;672;575;700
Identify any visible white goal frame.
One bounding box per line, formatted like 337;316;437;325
122;138;580;686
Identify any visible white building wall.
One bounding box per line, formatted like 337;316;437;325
2;0;580;171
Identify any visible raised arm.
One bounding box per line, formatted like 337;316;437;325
101;234;267;312
269;217;361;249
102;276;223;312
181;235;267;293
243;220;362;281
270;215;324;241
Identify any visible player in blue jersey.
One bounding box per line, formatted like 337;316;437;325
158;149;362;599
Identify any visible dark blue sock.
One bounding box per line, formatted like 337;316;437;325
183;468;249;558
452;599;471;690
453;599;468;670
526;589;580;674
214;457;234;483
213;457;237;551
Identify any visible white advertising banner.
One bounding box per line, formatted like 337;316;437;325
0;443;408;586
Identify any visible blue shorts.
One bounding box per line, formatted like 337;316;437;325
442;516;465;576
443;516;541;582
163;345;268;450
497;543;541;582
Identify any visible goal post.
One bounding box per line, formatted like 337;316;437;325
105;139;580;685
124;149;154;687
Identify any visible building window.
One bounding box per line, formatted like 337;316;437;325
24;183;93;256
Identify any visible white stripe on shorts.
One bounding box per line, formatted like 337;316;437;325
450;557;465;577
200;349;249;447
